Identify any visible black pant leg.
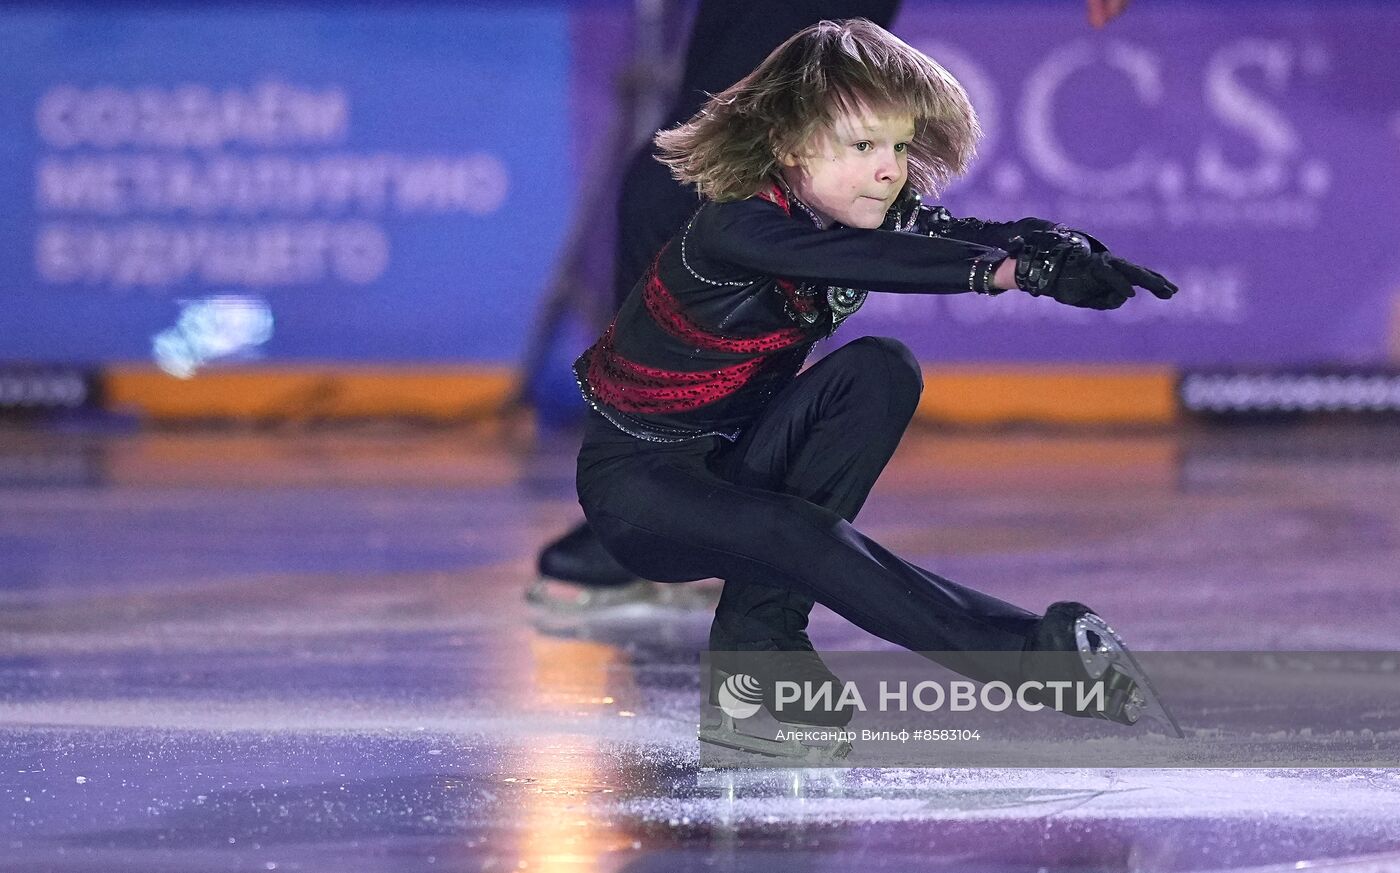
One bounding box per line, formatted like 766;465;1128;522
577;343;1039;682
579;454;1038;683
707;336;923;644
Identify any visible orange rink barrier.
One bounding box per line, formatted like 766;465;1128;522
104;365;519;423
917;366;1178;426
103;364;1179;426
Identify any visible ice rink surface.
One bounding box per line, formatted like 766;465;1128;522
3;420;1399;872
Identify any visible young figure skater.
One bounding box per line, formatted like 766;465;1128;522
531;0;903;611
533;0;1137;607
572;19;1181;757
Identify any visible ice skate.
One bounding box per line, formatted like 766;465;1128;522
525;576;658;614
698;591;856;762
1021;601;1184;738
526;522;719;616
526;521;655;615
699;656;855;763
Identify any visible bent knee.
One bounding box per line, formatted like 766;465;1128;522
843;335;923;409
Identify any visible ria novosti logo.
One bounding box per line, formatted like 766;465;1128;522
715;673;763;719
719;676;1115;716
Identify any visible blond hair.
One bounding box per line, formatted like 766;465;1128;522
654;19;981;202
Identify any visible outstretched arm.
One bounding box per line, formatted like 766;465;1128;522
691;196;1176;308
895;195;1176;305
907;205;1060;251
690;197;1009;295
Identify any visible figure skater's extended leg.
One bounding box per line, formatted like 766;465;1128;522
580;338;1181;744
580;338;1039;682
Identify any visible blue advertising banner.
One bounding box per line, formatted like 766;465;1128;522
0;4;572;369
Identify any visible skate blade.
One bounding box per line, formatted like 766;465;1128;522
525;578;658;616
651;579;722;611
1075;615;1185;739
698;712;853;764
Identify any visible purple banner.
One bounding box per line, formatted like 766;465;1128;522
845;2;1400;365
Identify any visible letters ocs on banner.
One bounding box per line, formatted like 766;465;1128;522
918;37;1331;218
867;36;1339;329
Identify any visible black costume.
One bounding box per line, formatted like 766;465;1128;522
578;183;1053;442
545;4;1175;715
547;6;1185;743
573;181;1062;678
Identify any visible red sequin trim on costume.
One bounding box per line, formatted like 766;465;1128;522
580;182;820;416
643;267;807;354
754;184;819;319
775;277;818;318
756;182;790;215
585;324;772;413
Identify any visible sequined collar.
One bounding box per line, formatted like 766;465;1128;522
761;176;913;231
761;176;828;230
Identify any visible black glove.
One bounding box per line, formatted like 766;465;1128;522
1104;256;1176;300
1008;228;1177;310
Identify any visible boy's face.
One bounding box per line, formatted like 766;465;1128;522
778;104;914;230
